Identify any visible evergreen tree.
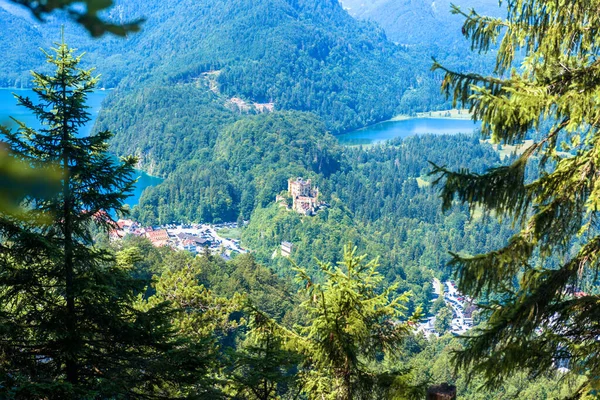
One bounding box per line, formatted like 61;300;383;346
0;42;196;398
228;312;301;400
431;0;600;395
434;306;453;335
140;257;243;397
291;246;421;400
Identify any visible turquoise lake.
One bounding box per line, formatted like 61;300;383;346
1;87;477;207
337;117;478;145
0;88;161;208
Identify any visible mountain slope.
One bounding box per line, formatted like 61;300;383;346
0;0;448;224
1;0;429;132
341;0;503;46
97;0;427;135
340;0;503;76
91;0;443;210
0;5;46;87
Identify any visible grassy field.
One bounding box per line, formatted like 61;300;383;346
481;139;535;160
217;227;242;240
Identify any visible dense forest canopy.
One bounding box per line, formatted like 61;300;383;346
0;0;593;397
1;0;469;232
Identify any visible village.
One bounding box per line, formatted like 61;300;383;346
110;220;247;260
109;177;324;260
110;178;476;339
418;278;476;337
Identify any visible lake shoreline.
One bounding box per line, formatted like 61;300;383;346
337;114;478;146
338;109;474;136
1;88;158;208
390;109;473;121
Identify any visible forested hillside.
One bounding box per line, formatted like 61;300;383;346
242;134;515;311
2;0;599;396
0;4;45;87
2;0;437;132
1;0;465;230
130;111;341;223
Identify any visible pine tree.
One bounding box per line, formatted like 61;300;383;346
434;306;453;336
228;312;301;400
0;41;196;398
291;246;421;400
431;0;600;395
139;257;244;398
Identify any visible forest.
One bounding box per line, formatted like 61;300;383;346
2;0;600;398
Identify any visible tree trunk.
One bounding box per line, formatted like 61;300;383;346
61;64;77;386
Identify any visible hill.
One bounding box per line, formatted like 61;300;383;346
0;0;487;227
129;111;342;224
0;4;46;87
1;0;434;132
99;0;436;134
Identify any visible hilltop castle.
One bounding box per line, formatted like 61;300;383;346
288;177;320;215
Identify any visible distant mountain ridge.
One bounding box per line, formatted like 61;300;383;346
339;0;504;80
340;0;503;46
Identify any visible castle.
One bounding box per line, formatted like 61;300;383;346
288;177;320;215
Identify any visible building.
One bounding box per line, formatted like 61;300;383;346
176;232;210;246
281;241;293;257
116;219;135;230
146;229;170;247
288;177;320;215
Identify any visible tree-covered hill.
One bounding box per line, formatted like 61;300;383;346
1;0;466;225
1;0;436;133
98;0;436;134
130;111;342;224
0;5;46;88
239;133;517;315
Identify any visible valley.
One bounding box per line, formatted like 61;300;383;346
0;0;594;398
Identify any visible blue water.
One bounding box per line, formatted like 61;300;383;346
337;117;478;145
0;88;161;208
125;170;163;209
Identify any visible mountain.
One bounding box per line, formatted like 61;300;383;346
0;4;45;87
340;0;503;46
90;0;455;223
1;0;434;132
101;0;437;133
0;0;461;226
340;0;504;75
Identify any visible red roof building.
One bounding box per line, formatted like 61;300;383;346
146;229;170;247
